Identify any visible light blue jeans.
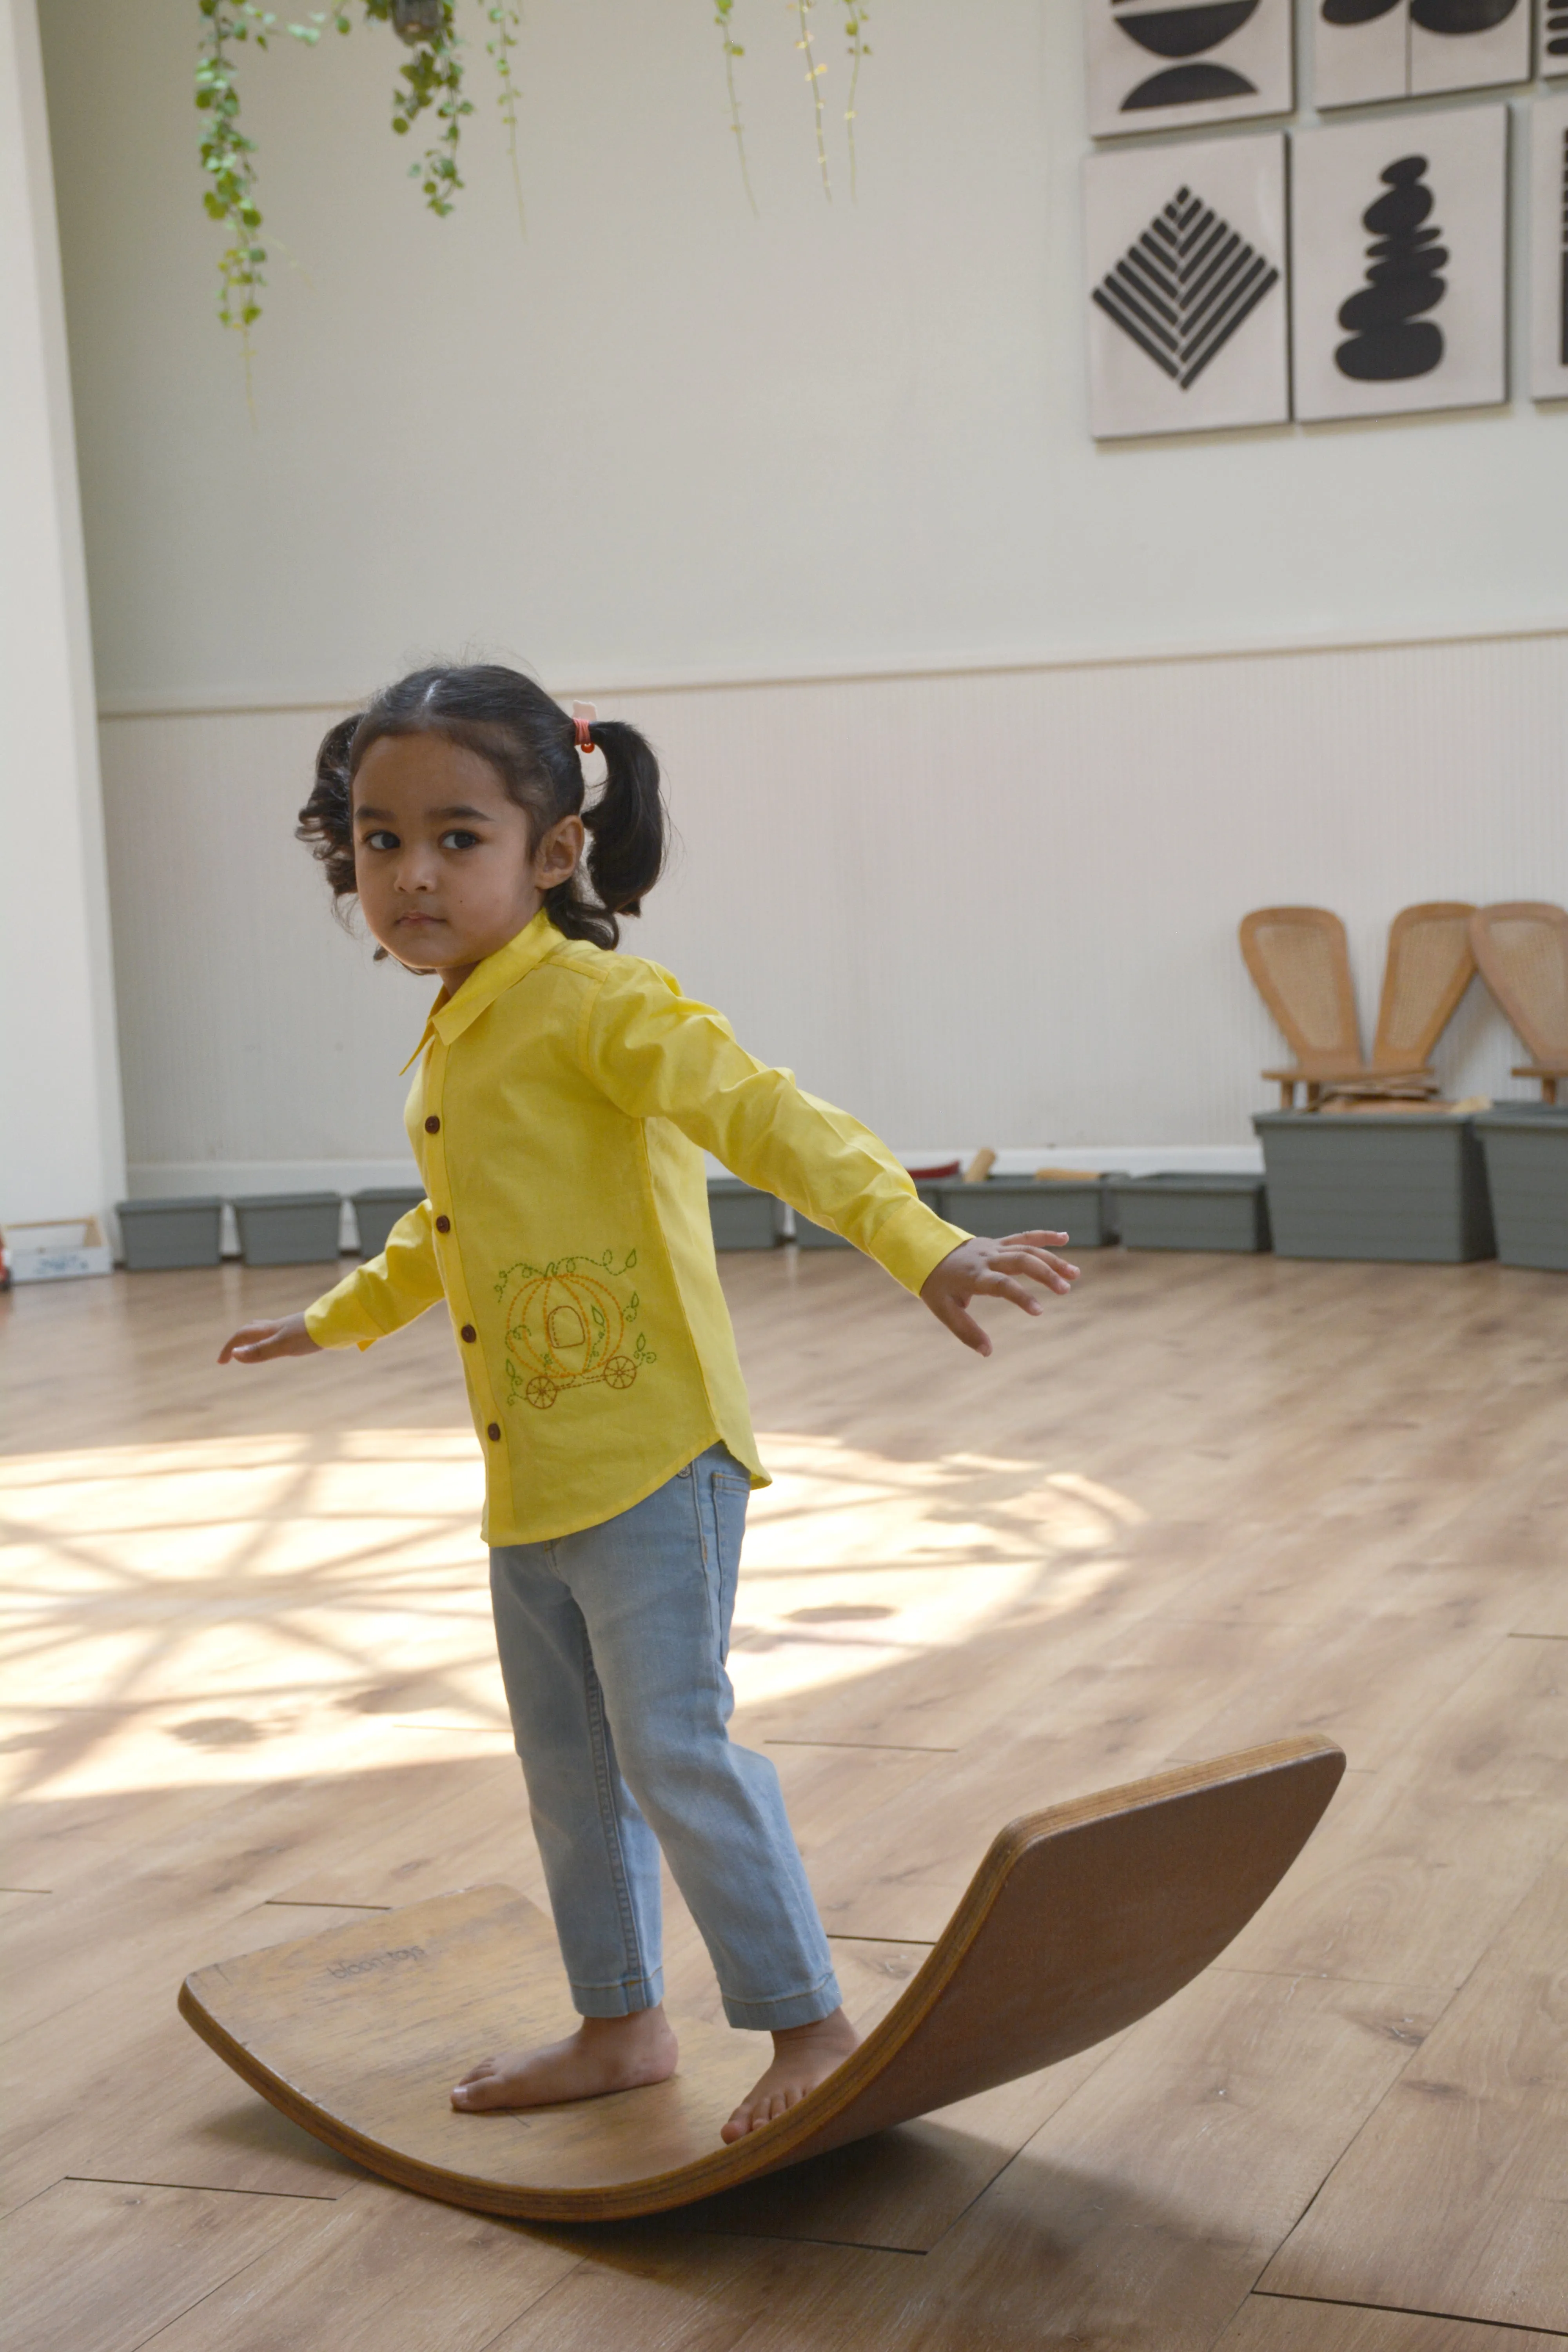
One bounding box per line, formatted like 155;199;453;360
488;1444;843;2032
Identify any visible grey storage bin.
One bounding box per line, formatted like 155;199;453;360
1109;1173;1271;1254
116;1196;224;1272
708;1178;780;1251
1254;1112;1495;1264
231;1192;345;1267
352;1187;427;1258
936;1176;1121;1249
793;1179;951;1252
1474;1105;1568;1271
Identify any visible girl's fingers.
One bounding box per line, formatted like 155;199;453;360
219;1322;281;1363
995;1230;1071;1248
973;1272;1047;1316
986;1251;1078;1292
928;1290;993;1356
218;1328;262;1363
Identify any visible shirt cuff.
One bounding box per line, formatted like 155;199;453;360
303;1278;395;1352
862;1196;971;1295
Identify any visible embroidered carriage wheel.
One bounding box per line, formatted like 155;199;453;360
524;1376;558;1410
603;1356;637;1392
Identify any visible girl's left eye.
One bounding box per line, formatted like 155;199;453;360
440;829;481;850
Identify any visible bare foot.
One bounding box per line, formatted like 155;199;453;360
721;2007;860;2141
450;2005;679;2112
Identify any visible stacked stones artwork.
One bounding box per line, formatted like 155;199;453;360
1291;105;1508;422
1335;156;1446;381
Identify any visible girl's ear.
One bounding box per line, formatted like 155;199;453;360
535;813;585;887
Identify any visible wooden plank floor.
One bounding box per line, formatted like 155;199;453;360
2;1245;1565;2350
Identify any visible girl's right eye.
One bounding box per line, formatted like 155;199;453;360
362;830;399;851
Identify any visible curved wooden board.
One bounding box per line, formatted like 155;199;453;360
178;1735;1344;2222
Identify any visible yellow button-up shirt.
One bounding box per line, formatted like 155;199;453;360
305;910;969;1544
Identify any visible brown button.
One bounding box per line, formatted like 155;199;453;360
487;1422;501;1442
435;1215;450;1234
460;1323;476;1343
425;1114;440;1134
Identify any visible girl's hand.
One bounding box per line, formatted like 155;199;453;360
920;1232;1080;1357
218;1312;320;1366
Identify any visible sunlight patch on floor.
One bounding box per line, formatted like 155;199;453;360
0;1430;1141;1800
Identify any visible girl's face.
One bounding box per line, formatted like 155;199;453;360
351;733;583;991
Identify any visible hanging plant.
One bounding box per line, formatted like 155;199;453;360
196;0;482;347
196;0;869;347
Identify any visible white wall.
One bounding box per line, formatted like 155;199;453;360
37;0;1568;1184
103;628;1565;1192
0;0;123;1232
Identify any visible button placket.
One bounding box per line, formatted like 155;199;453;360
423;1036;508;1486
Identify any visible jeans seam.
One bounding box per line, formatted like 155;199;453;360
577;1618;648;1996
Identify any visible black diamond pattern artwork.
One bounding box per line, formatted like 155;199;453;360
1092;184;1281;388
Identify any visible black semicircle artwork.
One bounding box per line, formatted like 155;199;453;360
1409;0;1518;29
1321;0;1400;23
1117;0;1259;58
1121;61;1258;108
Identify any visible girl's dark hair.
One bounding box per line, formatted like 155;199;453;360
296;664;666;953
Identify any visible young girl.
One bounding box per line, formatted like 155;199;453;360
219;664;1078;2141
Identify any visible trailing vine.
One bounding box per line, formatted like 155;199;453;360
711;0;869;207
840;3;869;198
791;0;830;200
712;1;758;216
195;2;301;337
198;1;873;345
485;0;525;234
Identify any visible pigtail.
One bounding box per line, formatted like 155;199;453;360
582;720;666;921
296;711;364;902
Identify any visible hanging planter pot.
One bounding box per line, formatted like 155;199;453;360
392;0;444;43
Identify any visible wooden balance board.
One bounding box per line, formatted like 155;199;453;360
179;1735;1344;2223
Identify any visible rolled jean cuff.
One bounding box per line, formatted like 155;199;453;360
570;1965;665;2020
720;1966;843;2033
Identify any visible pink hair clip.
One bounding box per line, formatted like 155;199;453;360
572;702;597;755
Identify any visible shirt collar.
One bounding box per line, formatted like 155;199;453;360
398;907;563;1073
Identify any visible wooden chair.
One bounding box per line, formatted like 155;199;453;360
1241;904;1474;1107
1469;902;1568;1105
179;1736;1343;2223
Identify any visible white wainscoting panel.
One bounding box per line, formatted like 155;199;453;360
99;628;1568;1180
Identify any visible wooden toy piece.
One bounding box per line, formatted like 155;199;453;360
962;1146;997;1183
178;1735;1343;2225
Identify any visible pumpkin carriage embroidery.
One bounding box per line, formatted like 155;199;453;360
495;1250;655;1411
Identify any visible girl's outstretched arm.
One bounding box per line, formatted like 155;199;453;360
920;1230;1079;1357
218;1312;321;1365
